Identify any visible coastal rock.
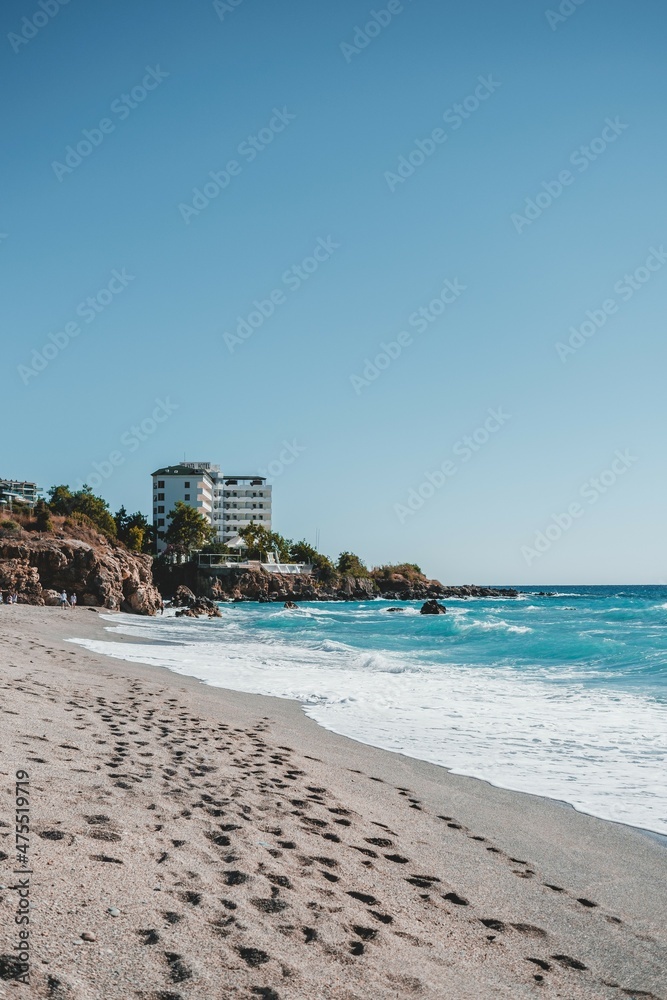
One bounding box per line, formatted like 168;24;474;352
0;521;161;615
154;561;518;606
284;601;298;609
175;594;222;618
173;584;197;607
420;600;447;615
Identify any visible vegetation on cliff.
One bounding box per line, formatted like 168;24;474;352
42;485;154;553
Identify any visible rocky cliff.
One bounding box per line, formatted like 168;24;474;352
154;561;517;604
0;518;161;615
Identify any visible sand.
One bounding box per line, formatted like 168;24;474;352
0;606;665;1000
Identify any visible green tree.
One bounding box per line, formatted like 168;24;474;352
34;499;54;533
164;501;215;553
239;524;291;562
289;539;318;564
337;551;368;578
126;525;144;552
311;552;337;583
114;505;129;538
47;484;75;516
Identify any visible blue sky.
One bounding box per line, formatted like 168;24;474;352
2;0;666;583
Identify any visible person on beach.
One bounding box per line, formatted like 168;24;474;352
70;593;77;609
59;590;69;609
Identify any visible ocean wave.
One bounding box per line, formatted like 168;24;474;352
83;592;667;833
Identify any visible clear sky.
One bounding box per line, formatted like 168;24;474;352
2;0;666;584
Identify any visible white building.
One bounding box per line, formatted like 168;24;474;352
0;479;41;509
151;464;214;551
213;473;272;545
151;461;271;551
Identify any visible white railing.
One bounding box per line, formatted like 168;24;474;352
196;554;312;575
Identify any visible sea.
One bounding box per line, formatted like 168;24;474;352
72;585;667;836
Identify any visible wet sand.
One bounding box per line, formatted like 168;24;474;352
0;606;665;999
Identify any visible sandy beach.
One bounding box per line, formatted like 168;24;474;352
0;606;665;1000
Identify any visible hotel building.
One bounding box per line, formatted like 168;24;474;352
0;479;41;509
151;462;272;551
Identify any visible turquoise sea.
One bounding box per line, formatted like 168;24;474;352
74;585;667;835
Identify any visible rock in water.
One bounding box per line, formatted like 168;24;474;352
174;594;222;618
420;600;447;615
172;584;197;607
284;601;298;609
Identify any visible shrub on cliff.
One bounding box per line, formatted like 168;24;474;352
312;552;337;583
200;541;231;555
239;524;290;562
337;551;368;578
371;563;424;584
0;519;21;536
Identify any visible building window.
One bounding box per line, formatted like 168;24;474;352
158;518;165;527
184;494;190;501
157;493;164;501
184;482;190;488
157;480;165;488
158;506;164;514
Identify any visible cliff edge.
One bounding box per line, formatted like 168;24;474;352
0;516;161;615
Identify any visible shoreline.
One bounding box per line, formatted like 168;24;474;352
79;602;667;840
1;606;665;998
88;615;667;847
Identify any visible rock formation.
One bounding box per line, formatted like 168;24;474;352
0;518;161;615
154;560;519;605
174;594;222;619
420;600;447;615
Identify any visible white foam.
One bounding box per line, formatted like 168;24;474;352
71;612;667;835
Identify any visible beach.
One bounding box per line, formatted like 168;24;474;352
0;606;665;999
